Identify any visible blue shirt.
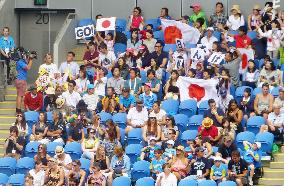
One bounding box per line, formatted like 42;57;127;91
0;36;15;51
119;94;136;109
16;59;28;80
163;148;176;159
210;164;227;177
243;144;261;164
139;92;157;110
110;154;131;176
150;158;166;173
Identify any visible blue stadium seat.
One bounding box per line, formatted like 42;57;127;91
212;146;219;154
25;141;40;158
64;142;82;160
78;18;95;27
112;112;127;129
181;130;198;146
185;42;197;49
131;160;151;181
188;115;203;130
24;111;39;130
97;111;112;125
255;132;274;155
199;180;217;186
120;127;126;146
230;84;236;96
107;70;113;79
247;116;265;134
79;158;91;175
271;87;280;98
16;157;34;175
145;19;159;31
161;99;179;116
113;176;131;186
272;58;280;67
0;173;9;185
125;144;142;165
178;99;197;118
135;177;155;186
198;100;209;115
8;174;25;186
258;58;265;69
0;157;17;176
174;114;189;133
114;43;127;57
235;86;253;104
213;31;221;41
247;31;257;40
47;142;64;156
236;131;255;150
123;31;131;39
178;178;198;186
115;18;127;32
218;181;237;186
228;30;238;36
252;87;262;99
153;30;164;42
127;128;142;145
163;44;177;52
46;111;53;125
140;70;147;83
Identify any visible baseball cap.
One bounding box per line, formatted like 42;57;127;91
144;82;152;88
167;140;175;146
126;48;134;53
136;98;144;104
87;84;94;89
254;142;261;149
149;137;156;141
122;87;130;92
214;156;222;162
207;27;214;32
139;45;145;50
190;2;201;8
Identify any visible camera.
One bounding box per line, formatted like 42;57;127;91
10;47;37;61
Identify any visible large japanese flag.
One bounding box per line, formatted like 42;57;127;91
176;77;219;104
161;19;200;44
96;17;116;31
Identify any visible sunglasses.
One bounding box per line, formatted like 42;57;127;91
89;131;95;134
150;117;156;120
16;115;23;117
38;146;43;149
166;119;171;121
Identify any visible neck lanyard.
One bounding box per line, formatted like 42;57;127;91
129;78;137;91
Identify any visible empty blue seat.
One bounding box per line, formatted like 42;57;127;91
97;111;112;125
252;87;262;99
272;58;280;67
114;43;127;56
255;132;274;155
125;144;142;165
123;31;131;39
140;70;147;83
188;115;203;130
78;18;95;27
25;141;40;158
247;116;265;134
213;31;221;41
199;180;217;186
179;178;198;186
235;86;253;104
16;157;35;175
258;58;265;69
135;177;155;186
163;44;177;52
8;174;25;186
25;111;39;129
247;31;257;40
0;173;9;185
198;100;209;115
236;131;255;150
0;157;17;176
46;111;53;125
161;99;179;116
131;160;151;181
115;18;127;32
120;127;126;146
181;130;198;146
153;30;164;42
179;99;197;118
79;158;91;175
145;19;159;31
219;181;237;186
107;70;113;79
113;176;131;186
128;128;142;145
64;142;82;160
271;87;280;98
174;114;189;133
47;142;64;156
112;112;127;129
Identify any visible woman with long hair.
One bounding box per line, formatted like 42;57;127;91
248;5;262;31
164;70;180;100
81;128;100;160
128;7;144;30
136;44;152;68
227;99;243;133
13;111;28;139
87;162;106;186
127;29;142;50
142;114;162;142
34;144;51;169
194;137;213;159
30;112;49;144
258;57;280;87
115;57;129;80
145;58;163;80
168;145;189;180
156;163;178;186
161;115;179;141
217;68;231;94
143;30;157;53
242;60;259;89
67;160;86;186
91;112;104;139
217;117;236;144
75;68;90;95
91;145;110;174
44;158;65;186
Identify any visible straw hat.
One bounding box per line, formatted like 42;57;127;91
253;4;261;11
202;117;213;128
56;97;65;109
176;145;185;151
231;5;241;14
45;87;55;95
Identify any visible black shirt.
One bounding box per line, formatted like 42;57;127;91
218;144;237;159
5;137;25;154
69;122;83;141
228;158;248;175
150;51;168;67
204;108;224;127
47;120;64;140
190;157;211;175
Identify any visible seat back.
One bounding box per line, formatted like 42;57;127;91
64;142;82;160
0;157;17;176
115;19;127;32
79;158;91;175
0;173;9;185
25;141;40;158
236;131;255;150
113;176;131;186
181;130;198;146
8;174;25;186
235;86;253;104
198;100;209;115
16;157;35;175
47;142;64;156
161;99;179;116
131;160;151;181
128;128;142;145
188;115;203;130
174;114;189;133
179;99;197;118
178;178;198;186
135;177;155;186
218;181;237;186
125;144;142;165
97;111;113;125
199;180;217;186
247;116;265;134
112;113;127;129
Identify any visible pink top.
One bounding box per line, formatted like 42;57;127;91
131;15;143;29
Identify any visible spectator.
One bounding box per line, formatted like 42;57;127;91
107;67;124;95
30;112;48;144
127;29;142;50
278;10;284;28
163;141;176;161
102;128;121;159
261;2;276;31
137;44;152;68
44;158;65;186
87;162;107;186
218;136;237;161
108;146;131;185
34;144;50;169
43;86;57;112
159;7;172;21
161;116;179;141
150;149;166;177
204;99;224;128
210;156;227;184
143;113;162;142
119;87;136;113
46;110;65;144
209;2;227;30
187;147;210;183
226;5;245;31
67;160;86;186
143;30;157;53
161;129;180;150
168;47;188;75
25;174;34;186
115;57;129;80
12;111;28;139
275;88;284;113
101;87;120;113
195;137;214;159
258;56;281;87
54;146;72;175
98;42;116;70
233;26;251;48
28;160;45;186
91;145;110;174
218;117;236;143
83;41;99;82
222;50;242;87
198;117;219;144
189;3;207;28
254;83;274;115
62;80;81;109
39;53;58;79
150;41;168;69
4;126;25;159
145;69;161;94
217;68;231;94
81;128;99;160
94;67;108;98
242;60;260;89
227;99;244;133
145;58;163;80
139;82;158;110
122;48;137;68
125;98;148;134
95;31;115;52
140;137;160;161
150;101;167;126
200;27;218;50
217;88;234;113
24;85;43;111
82;84;99;112
0;27;15;84
124;68;142;96
75;68;90;95
248;5;262;31
128;7;144;30
91;113;104;139
67;115;84;143
59;51;79;80
168;145;189;180
240;88;255;119
228;150;248;186
156;163;178;186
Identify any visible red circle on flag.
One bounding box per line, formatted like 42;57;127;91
102;20;111;28
188;84;205;102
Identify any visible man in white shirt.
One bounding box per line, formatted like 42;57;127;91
94;67;108;98
98;42;116;70
200;27;218;50
59;51;79;80
125;98;148;134
29;161;45;186
62;80;81;109
82;84;99;111
217;88;234;113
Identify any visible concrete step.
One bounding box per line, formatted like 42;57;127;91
0;116;16;124
270;161;284;169
259;178;284;185
5;87;17;95
0;101;16;109
5;94;16;101
273;153;284;162
263;167;284;178
0;108;16;115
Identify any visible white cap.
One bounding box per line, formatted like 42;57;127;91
207;27;214;31
149;137;156;141
167;140;175;145
214;156;222;162
254;142;261;149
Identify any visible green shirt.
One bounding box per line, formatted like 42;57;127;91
189;11;207;28
280;47;284;65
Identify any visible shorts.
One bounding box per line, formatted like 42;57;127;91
228;176;248;185
15;79;27;97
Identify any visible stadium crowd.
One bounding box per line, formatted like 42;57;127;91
1;1;284;186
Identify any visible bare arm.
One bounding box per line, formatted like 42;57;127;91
254;95;259;114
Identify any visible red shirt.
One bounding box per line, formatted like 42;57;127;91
83;50;99;68
24;92;43;111
131;16;143;29
198;125;218;140
234;35;251;48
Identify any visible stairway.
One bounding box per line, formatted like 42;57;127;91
259;152;284;185
0;85;17;157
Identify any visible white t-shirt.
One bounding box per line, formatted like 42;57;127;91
200;36;218;50
54;153;72;174
29;169;45;186
226;15;245;31
99;51;116;69
127;107;149;127
39;63;58;78
75;78;90;94
62;91;82;108
94;77;107;97
150;109;167;122
155;172;177;186
83;93;99;111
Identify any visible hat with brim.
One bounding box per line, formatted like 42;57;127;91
144;82;152;88
45;87;55;95
55;146;64;156
254;142;261;149
167;140;175;146
176;145;185;151
202;117;213;128
214;156;222;162
56;97;65;109
231;5;241;14
190;3;201;9
87;84;94;89
253;4;261;11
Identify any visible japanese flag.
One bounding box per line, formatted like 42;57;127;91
96;17;116;31
176;77;219;105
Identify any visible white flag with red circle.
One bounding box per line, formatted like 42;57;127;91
176;76;219;104
96;17;116;31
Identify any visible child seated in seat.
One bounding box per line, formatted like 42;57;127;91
163;140;176;161
150;149;166;179
140;137;160;162
210;156;227;184
184;139;196;160
243;141;262;186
